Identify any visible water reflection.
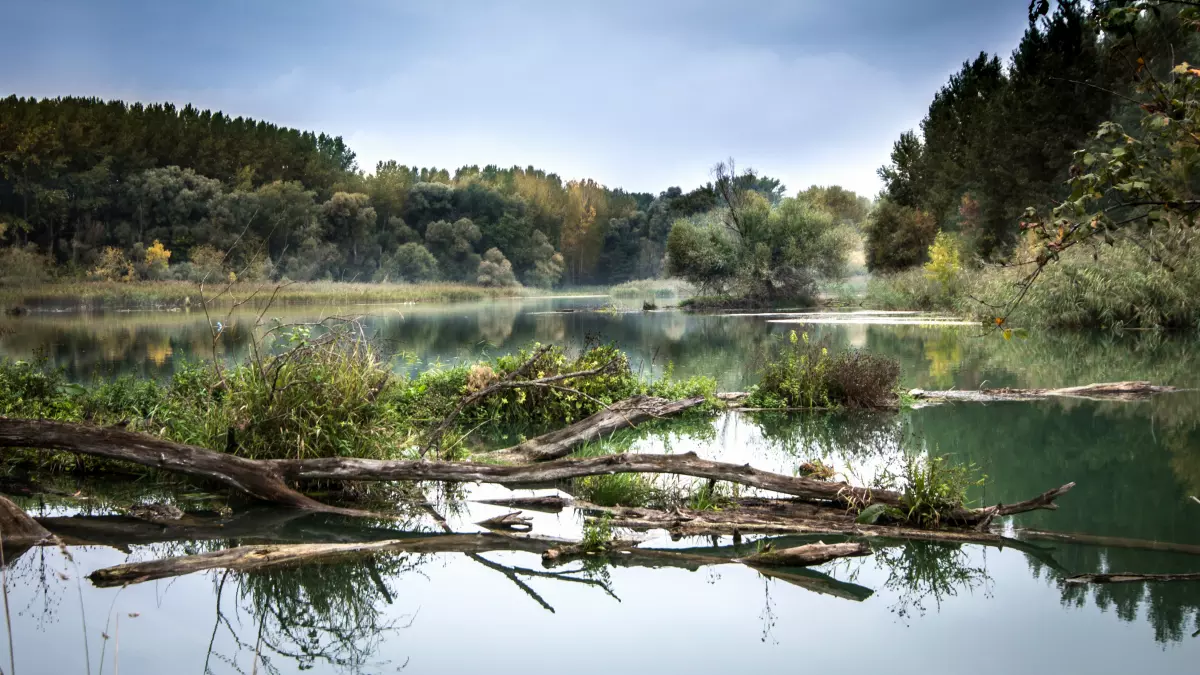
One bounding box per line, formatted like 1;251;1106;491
4;303;1200;671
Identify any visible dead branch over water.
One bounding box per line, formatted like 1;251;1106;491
0;416;1073;528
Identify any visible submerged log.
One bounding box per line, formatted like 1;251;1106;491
474;495;572;513
736;541;871;567
495;395;707;462
1066;572;1200;584
88;532;569;587
910;381;1179;404
476;511;533;532
0;494;51;545
0;418;1073;526
1015;528;1200;557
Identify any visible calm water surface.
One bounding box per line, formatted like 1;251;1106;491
2;297;1199;674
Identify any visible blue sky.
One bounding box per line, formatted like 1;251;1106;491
2;0;1033;196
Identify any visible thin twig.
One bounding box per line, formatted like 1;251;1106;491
0;524;14;675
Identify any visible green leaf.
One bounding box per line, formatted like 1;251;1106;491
856;503;890;524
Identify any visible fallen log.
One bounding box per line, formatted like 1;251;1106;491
1065;572;1200;584
493;395;707;462
579;499;1067;560
476;511;533;532
0;418;1073;526
1015;528;1200;557
0;494;51;545
88;532;570;587
0;418;340;513
910;381;1179;405
85;528;878;603
473;495;572;513
736;541;871;567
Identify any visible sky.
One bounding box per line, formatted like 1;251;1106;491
1;0;1035;197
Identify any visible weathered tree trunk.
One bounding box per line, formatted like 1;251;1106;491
1015;528;1200;557
0;419;335;512
736;541;871;567
1066;572;1200;584
0;494;51;545
910;381;1178;404
88;532;570;587
473;495;572;512
0;418;1073;526
495;395;707;461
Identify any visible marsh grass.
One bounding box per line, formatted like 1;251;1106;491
609;279;694;299
0;280;572;311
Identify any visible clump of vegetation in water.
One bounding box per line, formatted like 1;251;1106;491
580;514;615;552
0;336;718;469
858;453;986;528
897;454;985;527
747;330;900;409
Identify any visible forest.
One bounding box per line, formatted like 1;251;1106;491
865;1;1200;331
0;95;872;293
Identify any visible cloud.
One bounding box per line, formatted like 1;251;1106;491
0;0;1034;197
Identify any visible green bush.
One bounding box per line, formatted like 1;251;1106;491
748;331;900;409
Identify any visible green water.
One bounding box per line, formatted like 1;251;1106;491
2;298;1199;673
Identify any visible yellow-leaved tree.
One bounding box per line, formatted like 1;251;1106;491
145;240;172;277
923;231;962;288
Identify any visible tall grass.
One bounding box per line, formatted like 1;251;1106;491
609;279;694;299
0;280;582;311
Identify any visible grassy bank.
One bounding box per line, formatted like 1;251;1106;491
864;237;1200;332
1;280;607;311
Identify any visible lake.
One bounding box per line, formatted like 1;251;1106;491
2;296;1199;674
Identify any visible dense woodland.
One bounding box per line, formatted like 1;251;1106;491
0;94;871;291
869;0;1197;270
861;1;1200;331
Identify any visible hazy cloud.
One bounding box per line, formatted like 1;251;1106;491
1;0;1034;196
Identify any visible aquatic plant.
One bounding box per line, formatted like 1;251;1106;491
747;331;900;409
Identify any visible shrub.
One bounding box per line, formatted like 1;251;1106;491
89;246;136;282
0;245;52;286
476;248;520;287
923;231;962;288
864;268;963;312
748;330;900;409
374;243;440;283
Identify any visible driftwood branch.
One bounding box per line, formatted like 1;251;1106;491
0;418;368;517
494;395;706;462
0;494;51;545
473;495;571;513
736;541;871;567
910;381;1179;405
475;511;533;532
0;418;1072;527
1014;528;1200;556
1066;572;1200;584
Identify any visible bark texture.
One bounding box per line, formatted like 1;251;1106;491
736;541;871;567
0;494;51;544
0;418;1073;527
494;395;706;461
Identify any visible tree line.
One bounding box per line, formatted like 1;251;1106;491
866;0;1197;273
2;95;859;289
